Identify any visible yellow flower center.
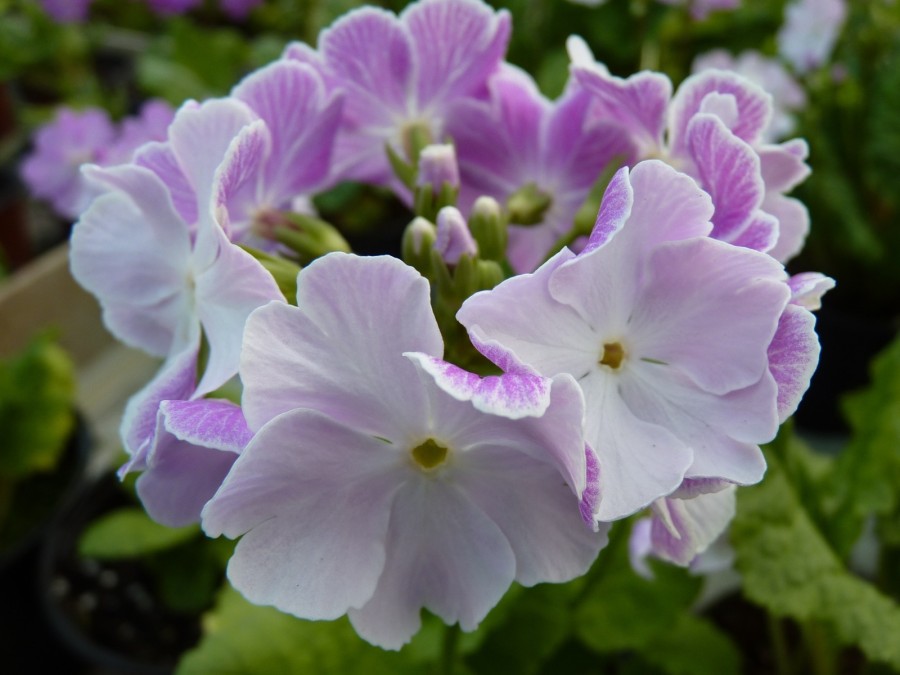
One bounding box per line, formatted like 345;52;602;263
599;341;626;370
411;438;449;470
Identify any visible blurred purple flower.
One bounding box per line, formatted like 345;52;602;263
777;0;847;74
21;107;115;219
39;0;93;22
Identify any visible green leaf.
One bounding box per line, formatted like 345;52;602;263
79;507;199;559
826;334;900;555
177;585;423;675
640;614;741;675
575;527;702;654
732;448;900;669
0;334;75;479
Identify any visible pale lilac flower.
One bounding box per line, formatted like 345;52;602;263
39;0;93;21
70;99;284;523
448;65;631;272
202;253;605;649
570;36;811;262
284;0;511;190
455;161;816;522
21;107;115;219
777;0;847;74
693;50;807;142
135;60;341;247
101;99;175;167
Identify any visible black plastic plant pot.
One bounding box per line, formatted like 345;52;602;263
0;414;91;673
39;473;202;675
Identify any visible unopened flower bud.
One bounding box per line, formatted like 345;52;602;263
467;196;508;262
435;206;477;265
402;217;437;274
416;144;460;192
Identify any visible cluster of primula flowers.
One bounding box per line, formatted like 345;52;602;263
65;0;833;650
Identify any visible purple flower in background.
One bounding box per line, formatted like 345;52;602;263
284;0;511;190
219;0;264;18
145;0;203;15
101;99;176;167
657;0;741;19
448;65;632;272
21;107;115;219
39;0;93;22
457;161;818;522
693;50;806;142
202;253;606;649
570;36;812;262
777;0;847;74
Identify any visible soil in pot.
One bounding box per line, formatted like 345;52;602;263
40;473;209;675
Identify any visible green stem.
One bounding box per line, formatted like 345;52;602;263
802;621;836;675
440;623;461;675
767;614;793;675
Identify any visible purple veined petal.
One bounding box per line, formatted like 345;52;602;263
134;142;199;224
457;249;600;378
697;91;740;129
162;398;253;452
454;444;608;586
767;304;821;422
406;352;552;420
620;358;774;485
232;60;343;201
348;477;516;649
729;210;779;253
240;253;442;436
119;343;200;460
686;113;767;245
649;485;736;566
167;98;259;217
763;192;810;263
192;224;284;397
71;165;193;355
581;445;602;527
579;374;692;521
211;119;272;239
671;477;734;499
319;6;413;122
669;70;772;158
403;0;511;108
137;411;240;527
583;165;632;253
628;238;788;395
203;408;404;623
788;272;835;310
102;99;175;168
567;36;671;157
758;139;810;192
629;519;655;579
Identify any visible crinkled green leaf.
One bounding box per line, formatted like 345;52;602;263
176;585;423;675
0;335;75;479
732;448;900;669
466;584;572;675
826;333;900;555
79;507;199;559
574;525;702;654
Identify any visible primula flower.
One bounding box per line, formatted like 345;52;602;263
219;0;264;18
135;60;341;247
693;50;807;142
570;37;811;262
102;99;176;167
70;99;284;524
777;0;847;74
284;0;511;190
448;65;632;272
454;161;820;521
201;253;605;649
657;0;741;20
21;107;115;219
